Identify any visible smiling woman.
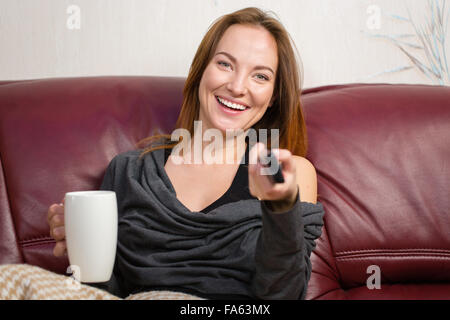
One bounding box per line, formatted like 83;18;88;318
44;7;327;301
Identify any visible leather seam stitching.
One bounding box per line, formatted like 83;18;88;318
336;248;450;255
20;239;55;248
336;255;450;260
20;235;53;244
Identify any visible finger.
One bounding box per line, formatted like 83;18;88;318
249;174;271;200
251;178;289;201
254;144;275;177
47;203;64;223
52;226;66;241
49;213;65;229
53;241;67;257
249;169;281;200
248;144;268;198
271;149;295;174
252;144;285;181
248;143;264;177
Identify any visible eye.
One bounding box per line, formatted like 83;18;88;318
218;61;231;68
255;74;269;81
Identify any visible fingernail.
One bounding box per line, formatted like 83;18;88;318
272;149;280;157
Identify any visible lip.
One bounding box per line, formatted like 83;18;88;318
215;95;250;109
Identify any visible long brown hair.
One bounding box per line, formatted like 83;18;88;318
137;7;306;158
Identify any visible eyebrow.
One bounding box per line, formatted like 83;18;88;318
215;51;275;75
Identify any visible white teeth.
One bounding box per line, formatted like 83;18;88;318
217;97;247;110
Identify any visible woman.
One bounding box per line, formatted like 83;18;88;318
6;7;324;300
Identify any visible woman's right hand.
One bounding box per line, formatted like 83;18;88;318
47;198;66;257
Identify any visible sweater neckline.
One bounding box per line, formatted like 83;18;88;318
156;143;250;214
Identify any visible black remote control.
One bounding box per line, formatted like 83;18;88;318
258;150;285;183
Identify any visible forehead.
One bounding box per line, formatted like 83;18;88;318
215;24;278;69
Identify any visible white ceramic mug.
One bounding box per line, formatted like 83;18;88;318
64;191;118;283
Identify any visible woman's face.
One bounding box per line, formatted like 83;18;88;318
198;24;278;135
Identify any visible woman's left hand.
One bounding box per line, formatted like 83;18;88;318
248;142;299;213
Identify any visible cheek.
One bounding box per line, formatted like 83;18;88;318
200;65;226;90
252;86;275;109
198;72;213;103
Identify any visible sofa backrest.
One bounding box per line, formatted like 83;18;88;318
302;83;450;299
0;76;184;274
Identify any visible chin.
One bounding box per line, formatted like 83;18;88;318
215;124;242;134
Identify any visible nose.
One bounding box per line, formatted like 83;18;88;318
226;72;248;96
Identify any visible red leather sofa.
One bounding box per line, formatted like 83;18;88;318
0;76;449;299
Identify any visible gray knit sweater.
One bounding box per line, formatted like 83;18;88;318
91;146;325;299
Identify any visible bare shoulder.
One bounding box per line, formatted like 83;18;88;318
292;155;316;174
291;155;318;204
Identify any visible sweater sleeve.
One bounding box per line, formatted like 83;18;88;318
86;156;127;298
251;191;325;300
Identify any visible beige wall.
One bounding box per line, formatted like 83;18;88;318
0;0;448;88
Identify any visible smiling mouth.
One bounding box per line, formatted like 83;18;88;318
215;96;249;111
